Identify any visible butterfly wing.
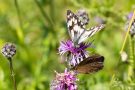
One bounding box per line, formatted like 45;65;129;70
67;10;105;44
78;24;105;44
72;54;104;74
67;10;85;44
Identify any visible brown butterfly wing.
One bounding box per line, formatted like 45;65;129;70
72;54;104;74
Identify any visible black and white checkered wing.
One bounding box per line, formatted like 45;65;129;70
67;10;85;44
67;10;105;44
78;24;105;44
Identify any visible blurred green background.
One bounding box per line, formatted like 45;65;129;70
0;0;135;90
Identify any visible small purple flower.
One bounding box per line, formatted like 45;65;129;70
58;40;91;66
50;69;78;90
125;12;135;37
127;12;133;20
1;43;16;59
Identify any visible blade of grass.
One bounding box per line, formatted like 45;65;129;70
14;0;24;44
34;0;54;26
120;9;135;54
14;0;23;30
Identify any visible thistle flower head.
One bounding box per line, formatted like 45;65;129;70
58;40;91;66
50;69;78;90
1;43;16;59
125;12;135;37
58;40;90;55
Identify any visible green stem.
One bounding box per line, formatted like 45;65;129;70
8;58;17;90
14;0;23;30
14;0;25;44
34;0;54;26
127;35;134;82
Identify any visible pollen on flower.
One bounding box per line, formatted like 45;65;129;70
50;69;78;90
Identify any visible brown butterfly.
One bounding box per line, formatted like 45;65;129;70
71;54;104;74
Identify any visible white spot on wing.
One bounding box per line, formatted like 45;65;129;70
68;20;72;27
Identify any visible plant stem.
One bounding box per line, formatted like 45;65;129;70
34;0;54;26
14;0;24;44
8;58;17;90
127;35;134;82
14;0;23;30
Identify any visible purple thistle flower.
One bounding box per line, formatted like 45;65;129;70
50;69;78;90
125;12;135;37
58;40;92;66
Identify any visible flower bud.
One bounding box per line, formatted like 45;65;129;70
1;43;16;59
